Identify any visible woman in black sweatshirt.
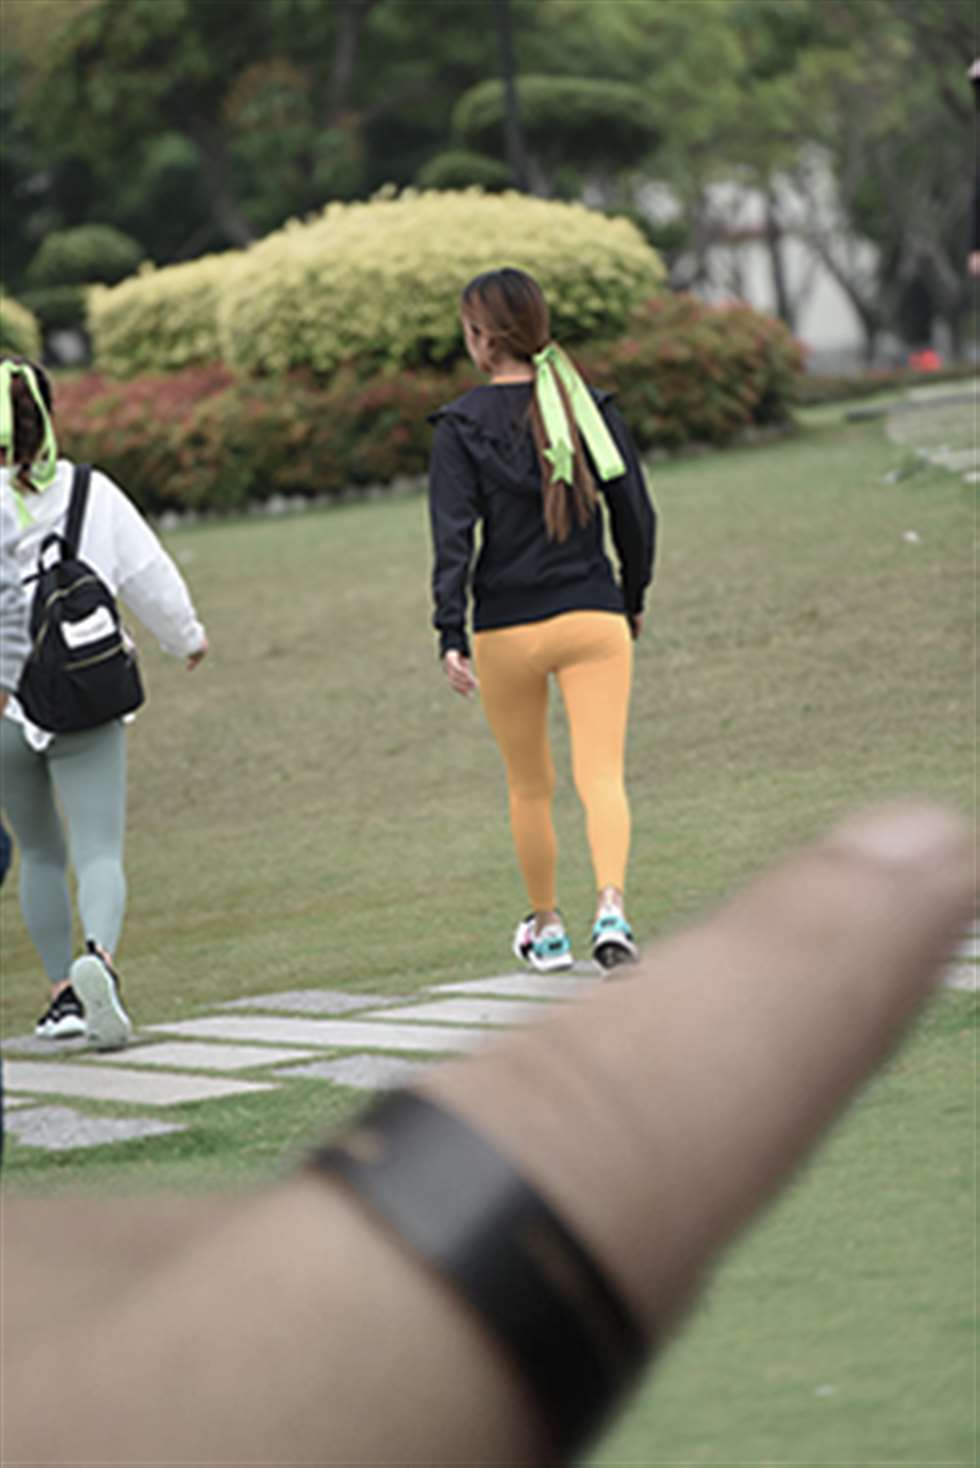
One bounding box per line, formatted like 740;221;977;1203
428;268;656;972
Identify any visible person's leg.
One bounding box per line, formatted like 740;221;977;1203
48;721;127;958
552;613;636;959
0;819;12;885
48;721;132;1048
0;719;73;988
473;626;559;923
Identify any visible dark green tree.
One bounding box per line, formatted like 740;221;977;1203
9;0;499;267
453;75;660;197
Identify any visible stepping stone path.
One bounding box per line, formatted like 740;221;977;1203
4;925;977;1154
885;384;978;482
1;965;601;1154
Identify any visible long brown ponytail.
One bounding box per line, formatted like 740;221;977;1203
460;269;597;542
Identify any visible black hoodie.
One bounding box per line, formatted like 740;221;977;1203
427;382;656;657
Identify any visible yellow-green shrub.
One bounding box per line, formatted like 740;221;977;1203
89;254;242;378
0;293;42;360
88;191;663;381
218;189;664;378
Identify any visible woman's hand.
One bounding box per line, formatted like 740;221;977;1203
187;638;209;671
628;613;643;640
444;650;479;698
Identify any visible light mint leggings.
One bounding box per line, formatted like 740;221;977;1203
0;718;127;983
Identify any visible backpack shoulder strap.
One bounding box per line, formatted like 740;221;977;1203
64;464;92;557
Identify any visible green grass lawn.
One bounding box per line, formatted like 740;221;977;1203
1;414;975;1462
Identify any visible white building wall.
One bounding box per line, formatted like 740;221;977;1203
638;170;886;371
697;234;876;370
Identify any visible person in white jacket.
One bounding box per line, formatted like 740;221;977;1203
0;492;30;887
0;494;29;706
0;358;208;1048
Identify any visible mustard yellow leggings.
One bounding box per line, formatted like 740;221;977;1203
473;611;633;910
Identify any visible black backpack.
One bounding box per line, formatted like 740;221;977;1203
17;465;145;734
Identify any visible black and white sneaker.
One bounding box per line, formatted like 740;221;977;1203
35;985;86;1040
70;941;132;1051
512;915;574;972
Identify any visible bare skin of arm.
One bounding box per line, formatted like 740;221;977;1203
2;803;973;1465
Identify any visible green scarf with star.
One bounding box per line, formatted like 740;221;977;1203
532;342;624;486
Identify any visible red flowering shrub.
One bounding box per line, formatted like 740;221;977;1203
50;296;802;514
54;367;238;510
579;295;802;449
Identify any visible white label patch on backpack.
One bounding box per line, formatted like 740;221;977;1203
60;606;116;649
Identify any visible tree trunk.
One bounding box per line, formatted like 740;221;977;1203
857;307;879;365
195;127;255;247
763;187;795;329
493;0;531;192
327;0;380;124
811;237;881;362
944;309;963;362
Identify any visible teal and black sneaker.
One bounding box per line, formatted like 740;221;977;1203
512;915;574;973
591;908;639;972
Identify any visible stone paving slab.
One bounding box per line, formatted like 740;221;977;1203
3;1033;91;1057
930;447;980;471
433;972;600;1001
274;1055;432;1090
95;1042;322;1072
955;935;979;959
5;1105;186;1152
905;384;977;404
886;391;975;477
366;997;554;1028
219;989;407;1014
146;1015;491;1055
943;964;980;992
4;1060;275;1106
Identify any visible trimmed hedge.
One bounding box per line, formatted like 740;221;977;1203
52;365;238;509
89;254;244;378
0;294;42;359
24;227;148;342
453;76;660;171
53;362;470;513
89;190;665;380
415;150;514;191
53;295;800;516
580;294;803;448
794;364;977;405
27;225;145;288
223;191;664;378
20;284;88;336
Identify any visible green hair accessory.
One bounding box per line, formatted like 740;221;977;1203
10;487;34;529
0;360;59;490
532;342;625;486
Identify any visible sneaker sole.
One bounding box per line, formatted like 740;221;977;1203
39;1017;87;1040
512;935;574;973
71;955;132;1051
528;949;574;973
593;937;639;972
